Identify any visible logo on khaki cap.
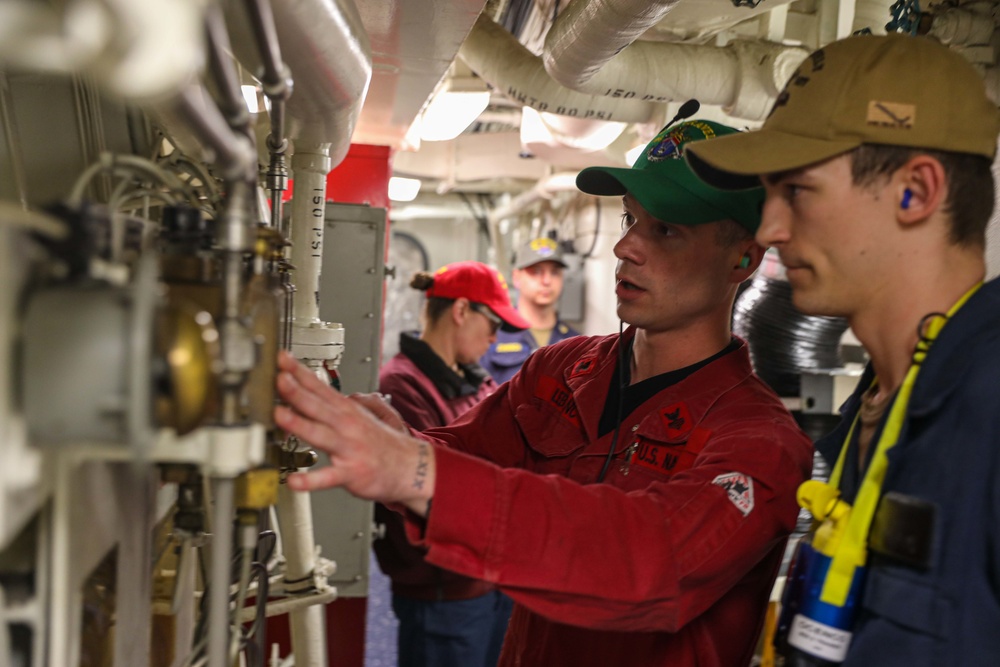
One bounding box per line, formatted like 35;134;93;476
685;34;1000;188
867;101;915;129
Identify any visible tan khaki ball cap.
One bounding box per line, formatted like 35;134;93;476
686;34;1000;189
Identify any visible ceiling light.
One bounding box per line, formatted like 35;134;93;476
519;107;548;146
388;176;421;202
420;91;491;142
521;107;627;152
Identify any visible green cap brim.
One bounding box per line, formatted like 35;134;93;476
686;129;861;190
577;159;764;232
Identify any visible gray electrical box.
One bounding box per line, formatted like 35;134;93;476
319;202;387;395
313;202;387;597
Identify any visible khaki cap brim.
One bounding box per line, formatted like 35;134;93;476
686;129;861;190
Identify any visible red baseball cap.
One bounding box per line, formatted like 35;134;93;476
426;261;530;332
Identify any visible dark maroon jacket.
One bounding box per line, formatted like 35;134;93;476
373;332;497;600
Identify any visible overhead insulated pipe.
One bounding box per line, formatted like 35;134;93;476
459;15;657;123
0;0;205;103
224;0;372;168
928;1;996;47
543;0;681;89
464;15;807;122
578;37;808;121
539;0;808;120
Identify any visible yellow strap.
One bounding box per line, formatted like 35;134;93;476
817;282;982;606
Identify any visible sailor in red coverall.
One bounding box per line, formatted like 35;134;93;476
275;120;814;666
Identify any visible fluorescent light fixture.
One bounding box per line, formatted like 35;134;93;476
241;85;259;114
420;91;491;142
521;106;627;151
625;143;646;166
388;176;421;202
520;106;548;146
402;116;423;152
543;113;626;151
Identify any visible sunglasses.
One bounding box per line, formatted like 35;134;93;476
470;302;502;334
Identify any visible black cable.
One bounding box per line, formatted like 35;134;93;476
245;561;270;667
255;529;277;568
191;546;212;649
597;320;627;482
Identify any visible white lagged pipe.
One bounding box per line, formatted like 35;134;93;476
289;145;332;326
225;0;372;168
276;483;328;667
549;35;807;121
462;14;807;123
543;0;681;90
0;0;205;104
459;14;657;124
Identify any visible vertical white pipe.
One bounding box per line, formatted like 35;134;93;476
762;5;790;43
289;145;332;325
276;483;327;666
48;457;76;667
284;143;334;665
818;0;857;44
208;477;235;667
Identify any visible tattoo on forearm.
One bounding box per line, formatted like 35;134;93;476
413;442;429;490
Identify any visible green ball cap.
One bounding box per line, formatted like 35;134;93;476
575;120;765;233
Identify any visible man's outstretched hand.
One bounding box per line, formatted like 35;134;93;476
274;350;434;517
